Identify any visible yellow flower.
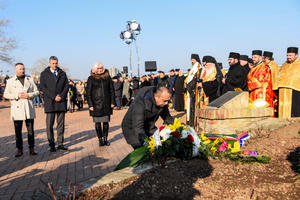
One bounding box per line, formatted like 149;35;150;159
168;118;184;131
200;132;205;138
211;146;217;154
147;136;156;152
213;138;220;145
199;132;211;144
229;141;240;153
203;140;211;145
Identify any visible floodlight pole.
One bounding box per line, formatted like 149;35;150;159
135;35;140;78
129;43;133;77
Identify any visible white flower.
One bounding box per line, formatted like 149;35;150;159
188;127;201;148
181;129;189;139
153;129;161;147
160;127;172;141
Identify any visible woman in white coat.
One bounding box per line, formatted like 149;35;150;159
4;63;39;157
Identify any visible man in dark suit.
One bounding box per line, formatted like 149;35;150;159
40;56;69;152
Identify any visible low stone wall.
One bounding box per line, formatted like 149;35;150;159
197;107;274;134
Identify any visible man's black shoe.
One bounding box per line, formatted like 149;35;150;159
50;147;56;152
57;146;68;150
15;149;23;157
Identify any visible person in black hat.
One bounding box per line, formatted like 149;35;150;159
286;47;298;63
175;68;180;76
222;52;245;93
248;58;254;69
191;54;201;64
278;47;300;118
263;51;280;115
248;50;274;109
240;55;249;68
252;50;263;66
199;56;222;103
185;54;202;127
239;55;250;91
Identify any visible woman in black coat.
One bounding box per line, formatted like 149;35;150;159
87;63;115;146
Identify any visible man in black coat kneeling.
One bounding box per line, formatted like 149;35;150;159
122;86;174;149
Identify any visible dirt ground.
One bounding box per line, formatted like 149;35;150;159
79;119;300;200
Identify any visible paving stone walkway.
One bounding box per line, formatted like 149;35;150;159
0;102;135;200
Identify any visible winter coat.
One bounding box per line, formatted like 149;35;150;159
122;81;131;99
86;69;115;117
4;75;39;120
121;86;174;147
113;81;123;97
40;67;69;113
76;84;85;101
139;80;151;88
169;75;177;94
130;78;140;97
157;76;170;88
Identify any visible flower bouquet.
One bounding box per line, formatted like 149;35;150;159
115;118;270;170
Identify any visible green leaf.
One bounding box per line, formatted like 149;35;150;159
114;146;148;171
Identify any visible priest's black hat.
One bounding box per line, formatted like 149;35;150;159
287;47;298;54
217;62;223;69
229;52;240;59
263;51;273;58
248;58;254;64
175;68;180;72
202;55;216;64
240;55;249;61
252;50;262;56
191;54;201;63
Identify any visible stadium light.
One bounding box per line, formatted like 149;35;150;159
120;20;142;77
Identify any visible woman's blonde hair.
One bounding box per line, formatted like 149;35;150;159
92;62;104;73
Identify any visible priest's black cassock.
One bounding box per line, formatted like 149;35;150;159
174;75;185;111
222;62;245;94
241;63;250;91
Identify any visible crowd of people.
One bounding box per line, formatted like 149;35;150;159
2;46;300;156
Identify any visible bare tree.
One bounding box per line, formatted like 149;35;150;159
30;57;70;77
0;13;16;64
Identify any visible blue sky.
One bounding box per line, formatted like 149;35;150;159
1;0;300;79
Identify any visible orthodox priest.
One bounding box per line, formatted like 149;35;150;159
263;51;280;115
199;56;221;104
174;70;185;112
248;50;273;108
185;54;201;127
222;52;245;94
239;55;250;91
278;47;300;118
